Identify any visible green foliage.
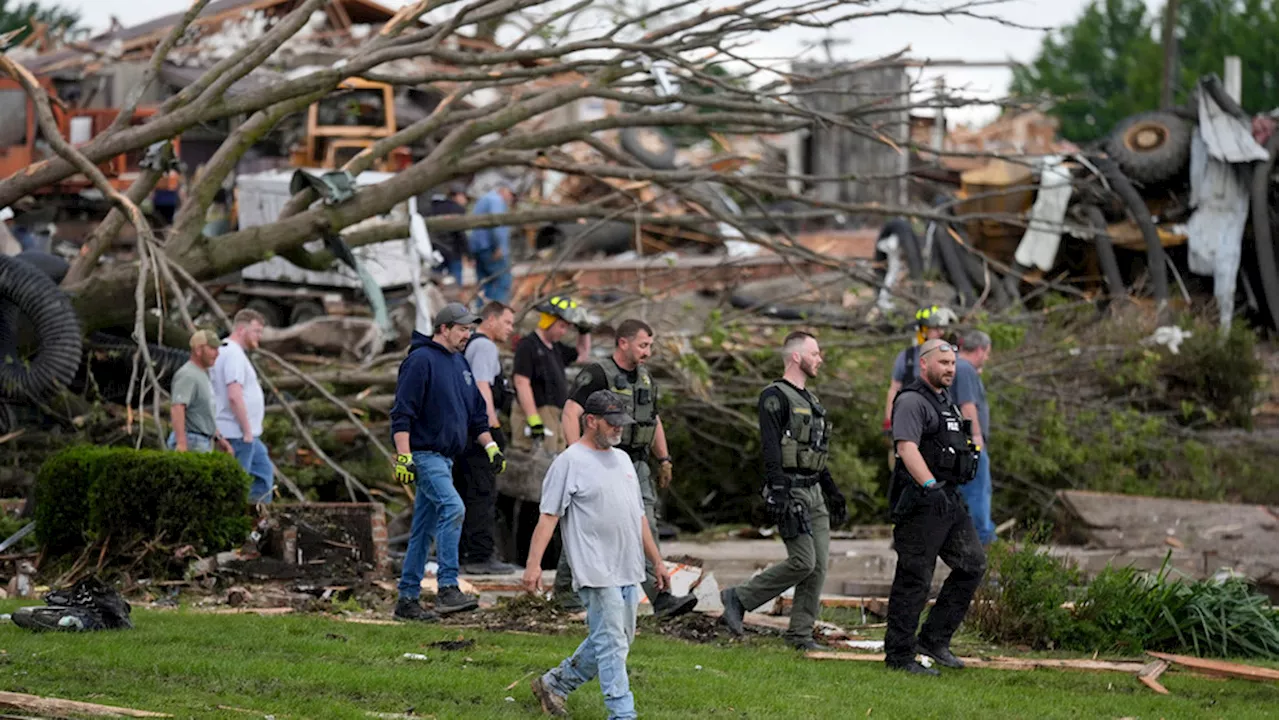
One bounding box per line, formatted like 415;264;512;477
973;541;1280;658
0;0;81;43
968;529;1081;648
1010;0;1279;142
1010;0;1163;142
34;446;252;557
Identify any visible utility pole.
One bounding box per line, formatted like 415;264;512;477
1160;0;1179;109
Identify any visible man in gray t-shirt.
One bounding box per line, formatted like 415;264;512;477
524;391;670;719
168;330;232;454
455;302;518;574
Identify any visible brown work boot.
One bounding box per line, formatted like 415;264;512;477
530;675;567;716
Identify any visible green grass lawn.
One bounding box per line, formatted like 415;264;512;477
0;601;1275;719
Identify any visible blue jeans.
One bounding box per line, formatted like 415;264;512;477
473;253;512;303
228;437;274;504
166;431;212;453
542;585;639;720
398;451;465;597
958;449;995;545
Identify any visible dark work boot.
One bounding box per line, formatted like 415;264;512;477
652;592;698;620
886;659;940;676
916;642;965;669
462;559;521;575
719;587;745;636
434;586;479;615
789;638;830;652
394;597;439;623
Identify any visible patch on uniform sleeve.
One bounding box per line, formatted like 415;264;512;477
763;394;782;414
572;368;595;390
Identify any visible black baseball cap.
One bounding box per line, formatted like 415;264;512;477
583;390;635;426
433;302;481;327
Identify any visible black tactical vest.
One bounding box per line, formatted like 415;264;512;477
600;357;657;452
466;332;513;416
767;380;831;475
892;380;978;485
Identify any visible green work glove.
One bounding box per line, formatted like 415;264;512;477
485;442;506;475
394;453;416;485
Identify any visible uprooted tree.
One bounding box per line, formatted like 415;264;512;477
2;0;1036;330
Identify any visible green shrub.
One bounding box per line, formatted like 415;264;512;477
967;529;1080;648
1070;557;1280;658
35;446;252;558
971;537;1280;658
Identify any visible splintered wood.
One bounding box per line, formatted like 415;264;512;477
0;691;171;718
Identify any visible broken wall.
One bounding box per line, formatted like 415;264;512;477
792;62;910;223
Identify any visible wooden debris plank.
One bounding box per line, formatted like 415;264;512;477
806;652;1149;674
200;606;295;615
1138;660;1171;695
0;691;171;718
1145;651;1279;683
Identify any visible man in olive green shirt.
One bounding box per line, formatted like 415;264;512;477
169;330;232;454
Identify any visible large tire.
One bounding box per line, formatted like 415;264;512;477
620;127;677;170
1083;205;1127;299
1096;155;1169;305
0;254;83;403
244;298;285;328
1105;111;1192;185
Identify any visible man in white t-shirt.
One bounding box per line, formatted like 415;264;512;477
523;390;670;719
211;308;273;503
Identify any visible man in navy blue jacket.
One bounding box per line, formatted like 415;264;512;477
391;302;507;621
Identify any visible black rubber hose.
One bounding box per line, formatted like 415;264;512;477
950;225;1011;308
1250;136;1279;330
1201;75;1249;121
930;220;976;307
878;218;924;279
0;254;83;403
1096;155;1168;305
74;333;190;404
1084;205;1127;299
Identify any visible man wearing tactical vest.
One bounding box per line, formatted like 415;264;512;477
720;331;849;649
555;319;699;619
455;301;520;575
884;338;986;676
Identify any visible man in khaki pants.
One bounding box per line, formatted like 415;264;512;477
719;331;848;650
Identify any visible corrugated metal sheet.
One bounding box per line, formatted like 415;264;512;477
1197;90;1269;163
1014;155;1073;272
1186;134;1250;329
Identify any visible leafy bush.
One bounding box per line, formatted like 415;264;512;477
35;446;252;558
967;529;1080;648
970;538;1280;658
1071;559;1280;658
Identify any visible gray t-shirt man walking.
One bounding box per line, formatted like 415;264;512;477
523;390;670;719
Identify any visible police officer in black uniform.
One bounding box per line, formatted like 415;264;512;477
885;338;986;676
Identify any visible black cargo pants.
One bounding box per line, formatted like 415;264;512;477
452;439;498;565
884;482;987;664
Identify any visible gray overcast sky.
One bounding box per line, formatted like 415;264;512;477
59;0;1164;126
